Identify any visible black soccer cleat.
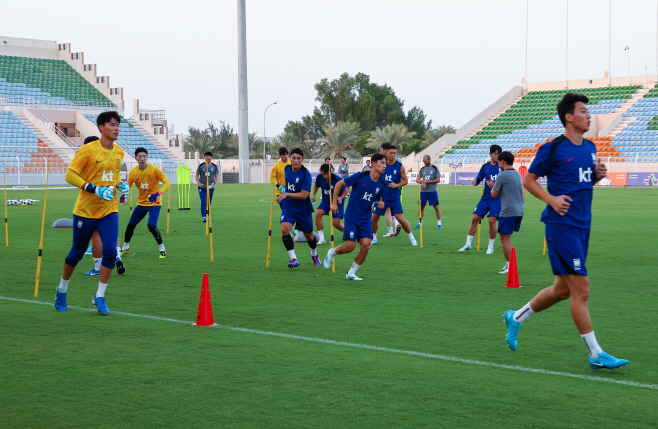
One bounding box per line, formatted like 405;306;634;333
115;258;126;275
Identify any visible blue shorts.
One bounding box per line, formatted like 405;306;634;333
474;198;501;218
129;205;161;226
546;223;590;276
65;213;119;270
498;216;522;234
280;209;313;234
372;199;403;216
317;200;344;219
420;191;439;206
343;218;373;242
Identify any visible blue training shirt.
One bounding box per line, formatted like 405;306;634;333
343;172;388;223
282;165;314;214
476;162;500;200
315;173;343;204
382;160;403;201
528;136;597;229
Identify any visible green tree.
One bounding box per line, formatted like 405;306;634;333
184;128;214;157
403;106;432;139
366;123;416;151
319;121;361;158
352;133;370;156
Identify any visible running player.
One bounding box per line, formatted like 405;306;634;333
371;143;417;246
458;144;501;254
311;163;347;244
120;147;170;258
503;93;627;369
55;111;128;315
323;153;388;280
490;151;524;274
276;148;320;268
415;154;442;229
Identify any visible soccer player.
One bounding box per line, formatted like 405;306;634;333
490;151;523;274
195;151;219;222
458;144;501;254
55;111;128;315
276;148;320;268
323;153;388;280
311;163;347;244
82;135;126;276
362;160;372;172
371;143;417;246
415;154;442;229
503;93;627;369
120;147;170;258
270;147;290;196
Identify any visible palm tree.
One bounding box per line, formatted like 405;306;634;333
366;123;416;150
422;125;457;146
319;121;361;158
185;133;214;157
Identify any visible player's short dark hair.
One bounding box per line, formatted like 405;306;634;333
365;159;371;163
325;156;331;161
83;136;99;145
135;147;148;157
498;151;514;165
557;92;589;126
320;163;330;173
291;148;304;158
341;156;347;161
96;111;121;127
279;147;288;155
490;144;502;154
381;143;397;151
371;153;386;164
204;151;212;157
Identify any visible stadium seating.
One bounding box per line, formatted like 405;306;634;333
441;85;642;164
0;111;68;172
0;55;113;107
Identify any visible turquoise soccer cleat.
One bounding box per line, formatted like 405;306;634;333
92;295;110;315
323;250;334;269
503;310;521;351
589;351;628;370
458;245;471;253
346;273;363;281
486;246;494;255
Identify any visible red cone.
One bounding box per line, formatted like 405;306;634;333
194;273;216;326
505;247;520;288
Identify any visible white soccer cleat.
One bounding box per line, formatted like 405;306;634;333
382;233;394;238
410;238;418;246
323;250;335;269
458;245;471;253
486;246;494;255
317;239;326;245
499;263;509;274
346;273;363;281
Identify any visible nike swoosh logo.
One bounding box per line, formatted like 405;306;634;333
96;161;102;163
567;157;574;162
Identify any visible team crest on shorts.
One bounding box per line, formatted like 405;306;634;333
350;231;354;238
77;220;83;229
573;258;581;270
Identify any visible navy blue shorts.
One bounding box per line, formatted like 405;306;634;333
373;199;403;216
343;218;373;242
474;198;501;218
317;200;344;219
546;223;590;276
498;216;522;234
280;209;313;234
420;191;439;206
66;213;119;270
129;205;161;226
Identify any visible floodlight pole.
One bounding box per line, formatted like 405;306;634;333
524;0;528;92
608;0;612;86
237;0;250;183
565;0;569;89
625;46;631;85
263;102;277;160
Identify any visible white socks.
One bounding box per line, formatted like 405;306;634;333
96;282;108;298
122;242;130;251
394;219;400;228
466;235;474;246
310;248;317;256
116;246;121;259
488;238;495;248
513;302;535;323
438;220;442;226
373;233;378;241
348;262;361;275
581;332;603;359
318;230;325;241
159;243;166;252
58;278;69;293
93;257;102;271
407;232;414;241
387;226;394;234
287;249;297;260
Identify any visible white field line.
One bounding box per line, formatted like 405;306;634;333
1;295;655;391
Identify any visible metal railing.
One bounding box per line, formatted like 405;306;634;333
39;114;78;148
0;96;116;111
139;109;166;120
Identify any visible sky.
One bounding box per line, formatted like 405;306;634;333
3;0;658;138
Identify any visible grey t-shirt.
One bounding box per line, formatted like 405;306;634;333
338;163;349;179
492;168;524;217
197;162;220;186
419;165;440;192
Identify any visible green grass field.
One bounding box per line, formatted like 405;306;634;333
1;184;657;428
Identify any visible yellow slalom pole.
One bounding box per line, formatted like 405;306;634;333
417;160;423;249
35;160;49;297
543;236;547;255
129;162;133;217
4;163;8;246
476;184;483;251
206;161;213;261
266;184;275;267
328;162;335;273
166;169;171;234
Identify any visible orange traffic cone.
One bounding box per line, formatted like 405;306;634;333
193;273;217;326
505;247;520;288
